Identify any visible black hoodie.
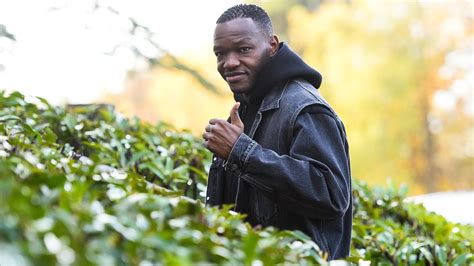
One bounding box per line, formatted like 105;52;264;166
235;42;323;135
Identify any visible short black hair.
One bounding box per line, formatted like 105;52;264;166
216;4;273;38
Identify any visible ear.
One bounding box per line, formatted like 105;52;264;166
269;35;279;56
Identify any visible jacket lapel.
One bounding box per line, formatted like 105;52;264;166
248;81;289;138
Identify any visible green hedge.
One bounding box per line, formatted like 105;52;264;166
0;91;472;265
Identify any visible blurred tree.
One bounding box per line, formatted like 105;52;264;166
247;0;325;41
0;24;16;41
95;2;235;135
102;51;234;135
0;24;15;73
287;0;473;192
248;0;355;42
93;3;221;95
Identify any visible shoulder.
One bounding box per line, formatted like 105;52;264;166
283;80;347;142
281;78;337;118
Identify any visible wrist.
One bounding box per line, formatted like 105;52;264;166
225;133;256;172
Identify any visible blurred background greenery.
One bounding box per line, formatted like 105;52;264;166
1;0;472;194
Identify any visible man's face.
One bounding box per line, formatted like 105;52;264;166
214;18;277;94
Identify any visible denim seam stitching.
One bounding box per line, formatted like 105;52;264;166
225;133;245;169
242;140;257;169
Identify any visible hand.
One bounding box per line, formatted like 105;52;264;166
203;102;244;159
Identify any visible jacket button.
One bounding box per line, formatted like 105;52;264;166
206;196;210;201
230;164;238;171
213;157;217;162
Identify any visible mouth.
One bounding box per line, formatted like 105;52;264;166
224;71;247;83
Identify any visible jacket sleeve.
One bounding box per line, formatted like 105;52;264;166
226;105;351;220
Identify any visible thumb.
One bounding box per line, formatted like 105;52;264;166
230;102;243;127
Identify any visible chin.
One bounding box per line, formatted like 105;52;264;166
229;84;251;94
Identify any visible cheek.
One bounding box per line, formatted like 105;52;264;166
247;60;265;77
217;63;224;77
251;50;270;70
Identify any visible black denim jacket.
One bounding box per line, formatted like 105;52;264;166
206;79;352;260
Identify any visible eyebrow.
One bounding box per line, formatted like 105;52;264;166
235;37;253;43
213;37;254;51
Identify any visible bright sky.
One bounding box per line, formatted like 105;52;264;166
0;0;241;103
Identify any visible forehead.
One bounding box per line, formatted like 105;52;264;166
214;18;263;43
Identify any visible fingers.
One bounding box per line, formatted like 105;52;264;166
202;131;210;150
202;132;214;152
207;119;227;131
202;131;211;141
230;102;243;128
230;102;240;116
209;118;223;125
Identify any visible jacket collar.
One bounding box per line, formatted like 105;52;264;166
258;80;289;112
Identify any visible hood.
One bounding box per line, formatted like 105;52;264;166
235;42;322;104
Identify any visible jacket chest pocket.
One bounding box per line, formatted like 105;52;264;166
251;188;278;227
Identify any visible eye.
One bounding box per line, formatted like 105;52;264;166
239;47;251;53
214;51;222;57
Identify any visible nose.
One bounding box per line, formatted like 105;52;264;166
223;53;240;69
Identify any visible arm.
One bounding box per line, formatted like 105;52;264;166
226;105;351;220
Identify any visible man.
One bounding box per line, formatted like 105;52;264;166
203;4;352;260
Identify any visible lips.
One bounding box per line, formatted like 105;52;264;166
225;71;247;83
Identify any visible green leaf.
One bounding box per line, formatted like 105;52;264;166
42;127;58;143
419;246;434;264
243;230;259;264
63;113;77;131
452;253;472;265
140;162;165;181
0;115;22;122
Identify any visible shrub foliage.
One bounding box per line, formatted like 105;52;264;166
0;91;472;265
